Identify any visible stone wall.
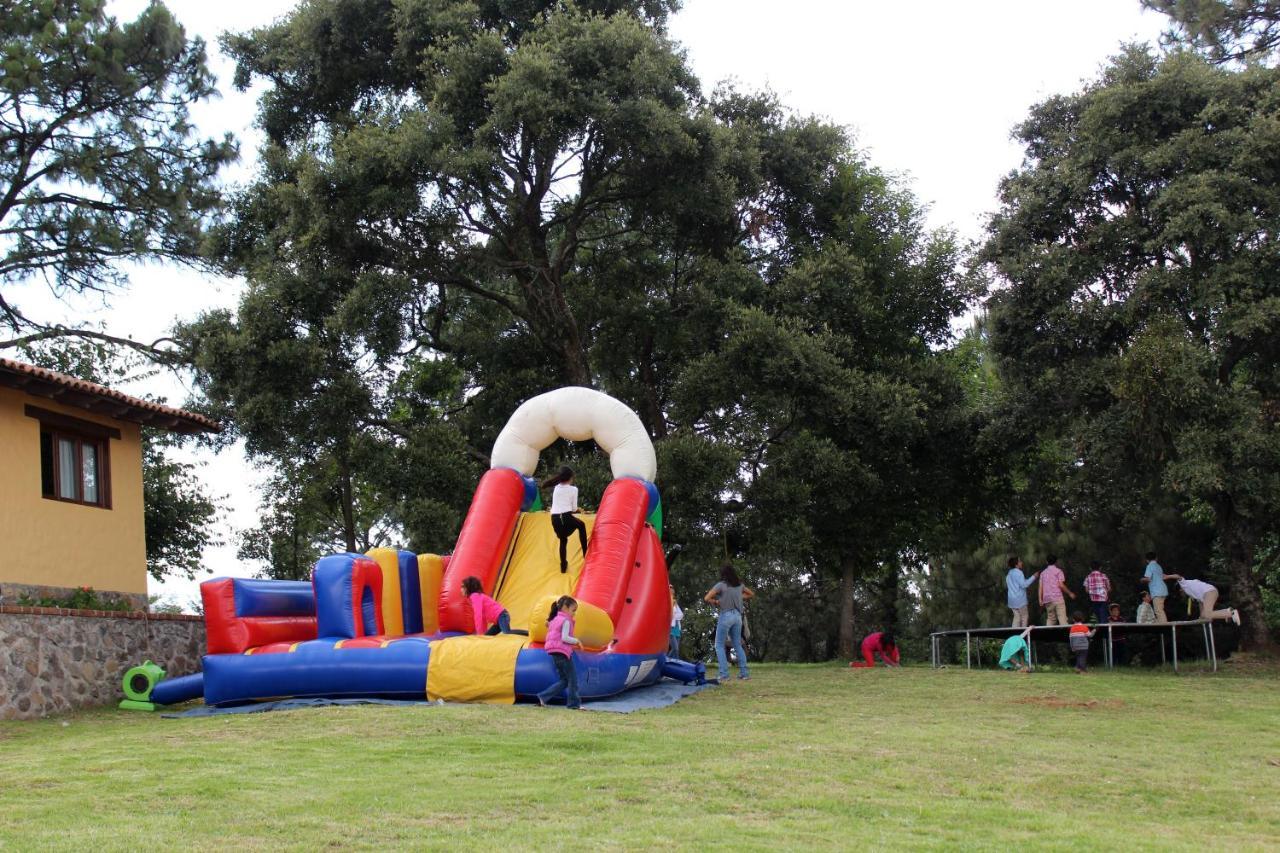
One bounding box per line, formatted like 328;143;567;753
0;606;205;720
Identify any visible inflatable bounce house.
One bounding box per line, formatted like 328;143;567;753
130;388;702;710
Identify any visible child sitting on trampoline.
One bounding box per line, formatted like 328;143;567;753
999;633;1031;673
850;631;900;668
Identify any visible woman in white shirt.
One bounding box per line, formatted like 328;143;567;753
543;466;589;573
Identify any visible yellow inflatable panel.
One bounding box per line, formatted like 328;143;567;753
365;548;405;636
425;634;527;704
417;554;444;635
527;594;613;652
493;512;595;631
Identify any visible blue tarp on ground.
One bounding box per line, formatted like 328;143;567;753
161;679;715;718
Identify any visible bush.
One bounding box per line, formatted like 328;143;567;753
16;587;133;612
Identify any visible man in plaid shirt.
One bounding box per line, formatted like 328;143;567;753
1084;560;1111;623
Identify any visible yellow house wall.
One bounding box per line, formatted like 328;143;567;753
0;386;148;595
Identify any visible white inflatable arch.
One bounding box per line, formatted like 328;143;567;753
490;387;657;482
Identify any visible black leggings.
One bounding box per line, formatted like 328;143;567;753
551;512;588;572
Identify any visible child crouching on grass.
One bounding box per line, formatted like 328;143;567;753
1069;612;1095;673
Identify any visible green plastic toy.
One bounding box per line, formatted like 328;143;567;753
119;660;165;711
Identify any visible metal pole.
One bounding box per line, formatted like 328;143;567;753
1106;624;1113;669
966;631;971;669
1029;627;1036;671
1208;623;1218;672
1172;624;1178;672
1160;632;1166;665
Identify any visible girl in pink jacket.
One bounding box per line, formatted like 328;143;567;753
537;595;582;709
462;576;512;635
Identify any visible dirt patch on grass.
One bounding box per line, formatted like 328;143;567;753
1219;651;1280;676
1014;696;1126;710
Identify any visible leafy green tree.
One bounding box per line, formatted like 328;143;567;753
220;0;727;387
1144;0;1280;63
212;0;988;658
142;432;221;581
0;0;235;355
668;153;986;657
237;466;336;581
984;47;1280;648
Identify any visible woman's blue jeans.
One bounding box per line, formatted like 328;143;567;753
714;610;748;679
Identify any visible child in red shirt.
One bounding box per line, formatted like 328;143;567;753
1069;612;1095;673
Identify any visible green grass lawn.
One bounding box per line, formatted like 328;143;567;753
2;661;1278;851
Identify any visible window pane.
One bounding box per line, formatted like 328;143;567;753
82;442;98;504
58;438;77;499
40;432;54;496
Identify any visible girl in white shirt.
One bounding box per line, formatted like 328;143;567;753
543;466;588;573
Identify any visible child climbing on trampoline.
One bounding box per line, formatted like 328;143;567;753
537;595;583;709
851;631;900;668
999;632;1031;673
1069;612;1095;673
544;466;589;573
462;576;512;635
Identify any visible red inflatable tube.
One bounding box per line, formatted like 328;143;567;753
201;578;317;655
437;468;525;632
574;478;647;625
612;527;672;655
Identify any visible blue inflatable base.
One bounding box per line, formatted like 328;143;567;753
161;679;715;717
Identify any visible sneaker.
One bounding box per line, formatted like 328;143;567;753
1231;609;1241;626
738;674;750;680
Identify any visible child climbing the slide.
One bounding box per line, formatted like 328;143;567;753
537;595;582;709
850;631;900;668
462;576;512;635
544;466;589;573
1069;612;1095;673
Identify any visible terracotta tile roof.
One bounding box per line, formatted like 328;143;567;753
0;357;221;435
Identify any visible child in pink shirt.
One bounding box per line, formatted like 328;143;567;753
461;576;511;635
850;631;900;668
537;595;582;709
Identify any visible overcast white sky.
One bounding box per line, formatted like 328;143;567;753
20;0;1168;608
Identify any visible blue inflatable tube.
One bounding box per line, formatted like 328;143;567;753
151;672;204;705
201;640;665;706
512;650;663;699
231;578;314;617
660;657;706;684
203;638;434;705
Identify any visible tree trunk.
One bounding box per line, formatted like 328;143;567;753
639;331;668;439
1217;503;1275;652
838;554;858;659
562;335;592;387
338;458;356;554
878;566;900;633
